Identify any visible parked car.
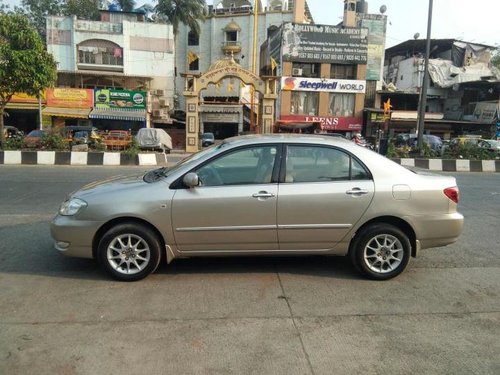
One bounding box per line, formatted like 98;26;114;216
61;126;101;146
477;139;500;154
3;125;24;139
51;134;464;281
201;132;215;147
23;129;46;148
102;130;132;150
135;128;172;153
395;133;443;154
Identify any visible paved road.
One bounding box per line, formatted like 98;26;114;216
0;166;499;375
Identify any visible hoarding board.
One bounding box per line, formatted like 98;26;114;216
282;23;368;64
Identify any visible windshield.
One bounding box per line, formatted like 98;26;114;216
159;143;227;177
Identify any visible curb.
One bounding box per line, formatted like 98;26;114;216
390;158;500;172
0;150;168;166
0;151;499;172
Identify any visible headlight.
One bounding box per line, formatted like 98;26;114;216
59;198;87;216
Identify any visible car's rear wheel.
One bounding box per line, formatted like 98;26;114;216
350;223;411;280
97;223;162;281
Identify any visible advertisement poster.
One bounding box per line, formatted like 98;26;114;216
94;89;146;109
281;77;366;93
281;23;368;64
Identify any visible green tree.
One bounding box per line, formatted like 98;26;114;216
0;13;57;147
118;0;136;12
155;0;207;36
64;0;100;20
20;0;63;40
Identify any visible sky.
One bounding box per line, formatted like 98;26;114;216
4;0;499;48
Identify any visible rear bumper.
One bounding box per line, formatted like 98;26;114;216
408;212;464;250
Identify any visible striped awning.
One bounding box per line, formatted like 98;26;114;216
89;108;147;121
42;107;91;118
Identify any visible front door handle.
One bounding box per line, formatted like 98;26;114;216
346;188;369;196
252;191;275;199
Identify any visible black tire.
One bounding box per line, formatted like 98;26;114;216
97;222;162;281
350;223;411;280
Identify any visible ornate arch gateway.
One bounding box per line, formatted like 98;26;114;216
182;56;277;153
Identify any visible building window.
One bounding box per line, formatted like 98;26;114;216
188;30;199;46
77;40;123;67
292;63;320;78
329;93;355;117
330;64;356;79
226;30;237;42
189;59;199;71
290;91;319;116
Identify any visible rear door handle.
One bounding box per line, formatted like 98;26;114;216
346;188;369;196
252;191;275;199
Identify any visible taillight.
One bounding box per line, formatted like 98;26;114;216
444;187;460;204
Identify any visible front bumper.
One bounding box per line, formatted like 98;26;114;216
50;215;104;259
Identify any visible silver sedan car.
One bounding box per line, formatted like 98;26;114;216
51;135;464;281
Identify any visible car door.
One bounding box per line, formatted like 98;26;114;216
172;145;280;252
277;144;374;250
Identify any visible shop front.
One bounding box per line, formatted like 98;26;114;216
42;88;94;128
4;93;45;133
89;89;147;133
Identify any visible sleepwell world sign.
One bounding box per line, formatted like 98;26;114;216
281;23;368;63
281;77;366;93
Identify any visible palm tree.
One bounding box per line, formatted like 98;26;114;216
117;0;135;12
154;0;206;36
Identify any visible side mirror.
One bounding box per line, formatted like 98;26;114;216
183;172;200;188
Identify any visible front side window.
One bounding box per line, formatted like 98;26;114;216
290;91;319;116
285;145;370;183
195;146;278;187
329;93;355;117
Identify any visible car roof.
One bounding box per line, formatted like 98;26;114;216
223;134;352;147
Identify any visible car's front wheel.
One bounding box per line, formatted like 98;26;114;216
350;223;411;280
97;222;162;281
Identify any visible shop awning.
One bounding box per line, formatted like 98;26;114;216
89;108;147;121
42;107;91;118
6;102;40;110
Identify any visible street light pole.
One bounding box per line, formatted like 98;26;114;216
416;0;433;155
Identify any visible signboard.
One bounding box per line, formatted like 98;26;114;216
47;88;94;108
281;77;366;93
281;23;368;64
359;15;387;81
473;102;498;123
10;92;45;103
94;89;146;109
280;115;362;131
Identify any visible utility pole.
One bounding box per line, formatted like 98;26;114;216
416;0;433;155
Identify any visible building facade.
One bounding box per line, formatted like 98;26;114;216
375;38;500;140
175;0;313;140
45;10;175;132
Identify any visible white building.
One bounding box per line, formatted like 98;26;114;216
46;11;175;128
175;0;313;138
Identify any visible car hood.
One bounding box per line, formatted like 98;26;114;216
71;174;148;199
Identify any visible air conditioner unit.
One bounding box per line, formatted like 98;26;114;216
159;99;168;107
292;68;303;76
153;110;163;117
153;89;165;96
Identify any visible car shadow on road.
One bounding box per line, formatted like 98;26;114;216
0;220;359;281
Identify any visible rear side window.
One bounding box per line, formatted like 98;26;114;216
285;145;370;183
